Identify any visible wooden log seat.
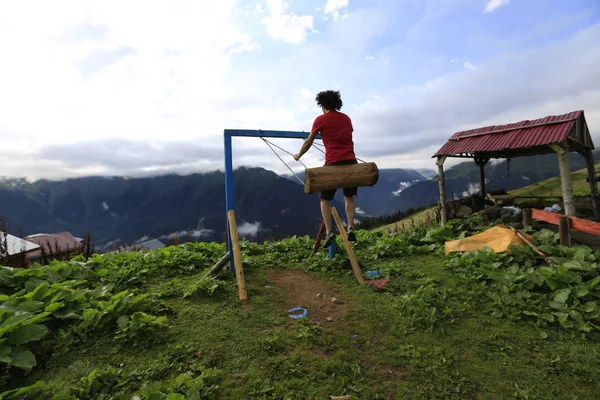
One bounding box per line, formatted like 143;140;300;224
304;162;379;194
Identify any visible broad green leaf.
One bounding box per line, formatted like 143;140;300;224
572;285;589;298
587;276;600;288
117;315;129;330
584;301;597;313
553;289;570;304
574;249;587;262
8;324;49;346
0;345;12;363
45;301;65;313
540;313;554;322
28;282;51;301
0;312;33;333
569;310;584;323
166;394;186;400
10;347;36;369
548;301;567;310
0;380;45;399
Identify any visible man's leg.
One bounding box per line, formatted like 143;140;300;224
344;195;356;229
320;189;336;248
320;198;333;234
343;187;358;241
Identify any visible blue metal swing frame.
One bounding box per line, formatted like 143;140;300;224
223;129;337;273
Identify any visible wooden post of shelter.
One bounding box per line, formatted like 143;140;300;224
437;156;448;225
549;144;576;216
558;216;572;246
474;157;489;198
522;208;532;227
580;149;600;218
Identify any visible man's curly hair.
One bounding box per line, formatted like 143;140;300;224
315;90;343;111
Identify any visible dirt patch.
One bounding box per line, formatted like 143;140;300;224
266;268;348;325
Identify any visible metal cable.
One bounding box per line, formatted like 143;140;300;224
260;137;305;185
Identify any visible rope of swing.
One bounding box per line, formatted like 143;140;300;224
260;136;368;186
260;137;305;185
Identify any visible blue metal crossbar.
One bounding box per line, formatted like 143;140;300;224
224;129;336;273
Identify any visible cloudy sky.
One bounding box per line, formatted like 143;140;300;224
0;0;599;180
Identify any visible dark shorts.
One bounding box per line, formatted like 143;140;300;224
319;159;358;201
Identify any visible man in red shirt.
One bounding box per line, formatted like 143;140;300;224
294;90;357;248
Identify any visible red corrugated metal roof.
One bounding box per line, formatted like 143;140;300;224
433;110;584;157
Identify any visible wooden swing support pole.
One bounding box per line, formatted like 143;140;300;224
227;210;248;301
331;207;365;284
310;221;326;258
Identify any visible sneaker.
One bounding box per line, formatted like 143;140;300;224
347;228;356;242
323;231;336;248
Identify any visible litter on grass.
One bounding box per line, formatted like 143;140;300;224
288;307;309;319
444;225;533;254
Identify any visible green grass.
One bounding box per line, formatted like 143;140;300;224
5;223;600;399
373;207;439;234
510;164;600;198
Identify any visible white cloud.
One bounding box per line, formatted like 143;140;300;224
101;201;109;211
161;229;214;240
462;182;481;198
463;61;477;70
237;221;262;237
0;0;258;179
484;0;510;13
324;0;349;21
261;0;315;44
254;3;265;13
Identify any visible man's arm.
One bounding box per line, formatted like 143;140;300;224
293;131;317;161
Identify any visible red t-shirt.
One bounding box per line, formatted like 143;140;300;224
311;111;356;165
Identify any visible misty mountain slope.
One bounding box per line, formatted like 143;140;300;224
0;167;324;249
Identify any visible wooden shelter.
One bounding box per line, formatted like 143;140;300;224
432;110;598;224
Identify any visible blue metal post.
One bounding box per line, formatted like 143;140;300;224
329;239;336;257
224;132;235;273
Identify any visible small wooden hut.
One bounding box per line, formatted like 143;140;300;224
432;110;598;224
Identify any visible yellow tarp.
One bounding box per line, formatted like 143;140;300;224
444;225;533;254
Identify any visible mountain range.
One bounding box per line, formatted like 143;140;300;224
0;150;597;251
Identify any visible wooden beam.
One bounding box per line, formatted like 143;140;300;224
227;210;248;302
437;155;448;225
549;144;576;216
331;207;365;284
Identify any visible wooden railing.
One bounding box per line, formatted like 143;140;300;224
529;208;600;245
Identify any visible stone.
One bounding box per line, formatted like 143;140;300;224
455;205;473;218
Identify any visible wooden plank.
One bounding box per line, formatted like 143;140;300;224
331;207;365;284
227;210;248;301
531;208;561;226
570;216;600;236
531;208;600;236
304;162;379;193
